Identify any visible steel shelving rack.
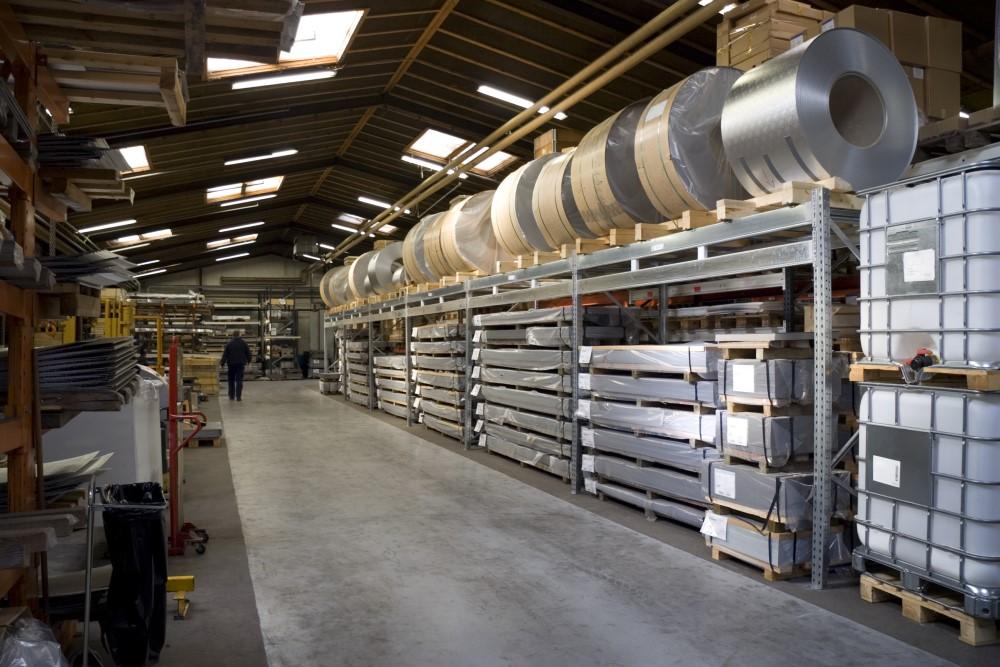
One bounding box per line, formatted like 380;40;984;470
324;187;858;590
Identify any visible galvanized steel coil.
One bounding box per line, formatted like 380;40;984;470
319;266;348;307
366;241;405;294
437;190;507;273
402;212;442;283
492;154;563;255
347;250;377;298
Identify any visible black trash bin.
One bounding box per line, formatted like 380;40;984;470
99;483;167;667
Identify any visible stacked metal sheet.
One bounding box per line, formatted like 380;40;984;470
0;451;113;512
412;321;465;440
374;355;410;420
579;343;721;526
343;337;372;408
473;307;627;479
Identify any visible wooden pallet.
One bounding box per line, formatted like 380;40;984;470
719;343;813;361
724;399;803;416
710;543;808;582
716;178;861;220
848;363;1000;391
722;450;811;473
860;573;999;647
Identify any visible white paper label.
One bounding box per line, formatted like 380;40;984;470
576;399;591;419
912;66;924;80
732;364;756;394
474;419;484;433
581;427;595;448
579;346;592;364
713;469;737;499
790;32;805;47
414;385;421;395
583;478;597;494
471;384;481;397
472;366;481;379
472;348;481;361
651;243;665;253
418;413;424;423
476;402;484;416
820;18;835;32
872;455;902;488
473;330;483;342
700;511;728;540
579;373;591;390
413;397;421;408
902;248;935;283
727;416;749;447
581;454;595;473
644;99;667;122
507;274;517;281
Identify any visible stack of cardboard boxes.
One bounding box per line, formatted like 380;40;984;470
827;6;962;121
716;0;832;71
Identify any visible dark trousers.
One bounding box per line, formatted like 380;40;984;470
227;363;245;399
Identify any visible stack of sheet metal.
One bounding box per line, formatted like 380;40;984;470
413;321;466;440
0;452;113;512
374;355;410;420
37;134;129;171
38;250;135;286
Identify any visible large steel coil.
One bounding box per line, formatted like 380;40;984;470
634;68;747;218
491;155;565;255
422;205;453;278
438;190;506;273
366;241;405;294
402;213;441;283
347;250;377;298
319;266;348;308
721;28;917;196
531;150;597;249
331;269;352;304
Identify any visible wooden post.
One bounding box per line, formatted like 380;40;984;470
184;0;207;81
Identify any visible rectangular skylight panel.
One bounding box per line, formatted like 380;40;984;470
285;11;364;61
410;129;470;159
119;145;150;173
245;176;284;195
474;150;516;173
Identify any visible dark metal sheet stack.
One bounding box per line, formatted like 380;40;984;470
38;250;135;286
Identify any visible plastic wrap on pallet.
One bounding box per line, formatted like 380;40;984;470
346;341;369;351
594;456;706;506
348;393;369;407
346;351;368;362
484;403;573;440
479;328;530;344
485;422;566;458
594;482;706;527
717;359;802;406
423;413;464;440
412;323;462;339
482;434;570;478
525;326;626;347
419;386;462;405
410;340;466;354
584;426;719;473
479;348;572;371
376;388;408;405
586;373;717;406
412;355;465;371
415;370;465;390
669;302;784;317
473;306;627;327
375;367;407;379
479;367;572;392
702;462;852;530
587;400;716;443
420;399;463;422
375;378;406;392
481;385;572;418
348;382;369;396
380;400;410;420
587;344;719;376
347;363;368;374
718;412;813;467
702;511;851;570
373;355;407;369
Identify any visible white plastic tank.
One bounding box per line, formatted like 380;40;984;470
859;163;1000;367
856;383;1000;595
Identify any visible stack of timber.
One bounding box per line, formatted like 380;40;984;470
701;333;852;580
473;307;628;479
182;354;220;397
578;343;721;526
411;321;466;440
374;355;410;421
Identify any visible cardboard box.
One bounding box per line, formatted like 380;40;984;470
829;6;890;49
925;16;962;73
888;10;927;66
726;0;825;23
924;67;961;120
532;128;582;159
902;66;926;114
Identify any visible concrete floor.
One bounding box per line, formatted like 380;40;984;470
192;380;977;667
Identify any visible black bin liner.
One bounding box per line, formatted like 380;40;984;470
100;483;167;667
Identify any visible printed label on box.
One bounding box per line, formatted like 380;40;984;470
581;427;595;448
576;399;591;419
579;373;591;390
732;364;756;394
903;248;935;283
581;454;595;473
727;416;749;447
580;346;592;364
584;478;597;495
700;511;728;540
713;469;736;499
872;455;901;488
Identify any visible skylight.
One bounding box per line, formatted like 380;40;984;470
118;145;150;174
208;10;363;79
108;228;172;247
207;176;284;204
406;128;516;176
206;234;259;251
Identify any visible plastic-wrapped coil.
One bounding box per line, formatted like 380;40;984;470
570;100;650;235
438;190;508;273
634;68;748;219
332;269;353;304
347;250;376;298
531;150;597;249
491;155;562;255
366;241;405;294
402;213;441;283
721;28;918;196
319;266;348;307
422;206;453;278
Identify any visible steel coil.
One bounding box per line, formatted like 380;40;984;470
319;266;348;307
332;269;352;304
492;155;564;254
438;190;507;273
347;250;376;298
402;213;441;283
634;68;747;218
721;28;917;196
422;206;452;278
367;241;405;294
531;150;597;248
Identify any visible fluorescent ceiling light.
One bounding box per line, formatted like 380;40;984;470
318;243;337;251
358;196;410;214
206;239;231;248
142;228;172;239
207;240;255;252
220;194;277;207
378;224;397;234
216;252;250;262
116;234;140;244
216;204;259;213
232;69;335;90
135;259;160;267
233;233;258;242
959;111;970;119
331;223;358;233
135;268;167;277
117;242;150;252
122;171;161;181
224;149;298;166
401;154;468;179
337;213;365;225
719;3;737;14
118;145;150;173
219;221;265;233
477;84;568;121
300;253;322;261
77;219;136;234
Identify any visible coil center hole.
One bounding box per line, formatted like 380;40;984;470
829;73;886;149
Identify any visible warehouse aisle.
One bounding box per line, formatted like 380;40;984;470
221;381;946;667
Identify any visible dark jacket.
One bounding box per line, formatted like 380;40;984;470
221;337;252;366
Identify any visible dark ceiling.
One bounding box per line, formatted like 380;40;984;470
16;0;997;275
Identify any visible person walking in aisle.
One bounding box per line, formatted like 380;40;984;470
221;331;252;401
